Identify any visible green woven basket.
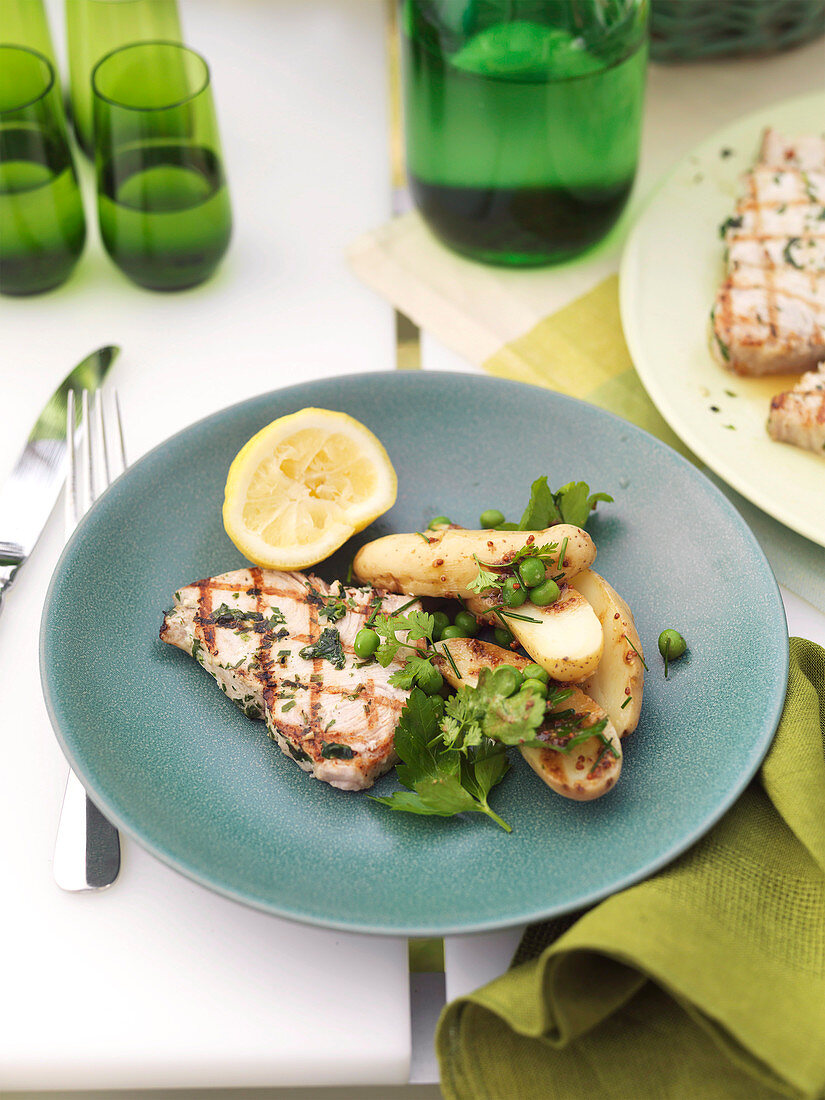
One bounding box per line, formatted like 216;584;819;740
651;0;825;61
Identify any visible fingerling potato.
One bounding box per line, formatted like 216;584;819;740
570;570;644;736
433;638;621;801
466;586;603;683
352;524;595;599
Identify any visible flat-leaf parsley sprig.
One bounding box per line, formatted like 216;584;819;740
371;687;514;831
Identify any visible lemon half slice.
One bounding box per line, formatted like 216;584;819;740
222;408;397;570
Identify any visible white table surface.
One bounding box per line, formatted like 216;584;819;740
2;3;823;1095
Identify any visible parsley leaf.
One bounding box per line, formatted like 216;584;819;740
373;610;434;667
467;554;501;595
519;476;561;529
388;651;435;691
553;482;614;528
299;627;345;669
517;476;613;531
372;688;512;831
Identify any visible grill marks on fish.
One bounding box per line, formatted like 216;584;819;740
713;129;825;381
160;568;418;791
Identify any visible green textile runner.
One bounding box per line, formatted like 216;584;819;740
437;638;825;1100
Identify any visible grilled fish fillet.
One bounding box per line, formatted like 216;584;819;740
160;568;418;791
767;362;825;455
712;129;825;377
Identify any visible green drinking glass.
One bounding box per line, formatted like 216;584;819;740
66;0;182;157
0;45;86;295
0;0;56;62
92;41;232;292
401;0;649;266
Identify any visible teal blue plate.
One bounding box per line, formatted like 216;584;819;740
41;373;788;935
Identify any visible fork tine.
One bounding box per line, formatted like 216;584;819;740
65;389;78;531
93;391;111;489
111;390;127;476
81;389;93;511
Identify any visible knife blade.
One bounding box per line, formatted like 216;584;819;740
0;346;119;603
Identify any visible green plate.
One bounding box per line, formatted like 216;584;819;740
41;373;788;935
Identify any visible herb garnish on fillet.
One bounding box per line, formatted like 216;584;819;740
299;627;346;669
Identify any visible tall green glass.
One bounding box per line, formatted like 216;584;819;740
92;41;232;291
402;0;649;266
66;0;182;157
0;46;86;295
0;0;56;61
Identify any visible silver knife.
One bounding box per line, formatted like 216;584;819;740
0;346;118;609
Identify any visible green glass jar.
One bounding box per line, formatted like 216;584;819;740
401;0;649;266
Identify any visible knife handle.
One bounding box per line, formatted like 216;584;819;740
0;563;17;609
54;768;121;890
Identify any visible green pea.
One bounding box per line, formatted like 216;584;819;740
354;627;379;659
479;508;505;529
492;665;522;697
428;515;451;529
494;627;513;647
454;610;479;636
502;576;527;608
417;663;444;695
431;611;450;640
520;678;548;699
529;578;560;606
658;628;686;660
523;663;549;683
440;625;466;641
518;557;546;589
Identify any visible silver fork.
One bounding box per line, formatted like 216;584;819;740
52;390;125;891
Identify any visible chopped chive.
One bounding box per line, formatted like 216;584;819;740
494;607;542;624
550;573;565;584
588;739;618;777
416;531;430;543
624;634;648;670
439;642;462;680
346;559;354;584
393;596;420;616
557;537;568;569
621;695;632;709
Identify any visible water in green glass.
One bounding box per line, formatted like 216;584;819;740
0;128;86;294
98;142;231;290
402;4;648;266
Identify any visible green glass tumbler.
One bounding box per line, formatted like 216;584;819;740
401;0;649;266
66;0;182;157
92;41;232;291
0;46;86;295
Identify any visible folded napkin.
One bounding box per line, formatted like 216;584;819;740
349;214;825;614
437;638;825;1100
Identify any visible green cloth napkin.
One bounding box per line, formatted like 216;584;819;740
437;638;825;1100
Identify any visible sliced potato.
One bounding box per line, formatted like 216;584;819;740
465;586;603;683
352;524;595;599
433;638;621;801
570;570;644;737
